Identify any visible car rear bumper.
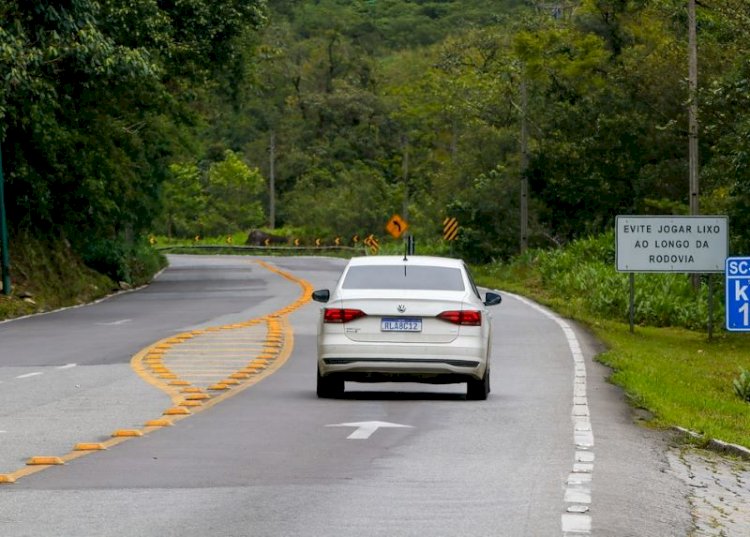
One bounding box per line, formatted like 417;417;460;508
317;339;488;382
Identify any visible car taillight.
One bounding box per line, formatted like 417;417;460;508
324;308;366;323
438;310;482;326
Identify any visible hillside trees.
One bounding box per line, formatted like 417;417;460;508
3;0;749;274
0;0;267;279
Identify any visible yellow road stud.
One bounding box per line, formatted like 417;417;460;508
27;457;64;466
112;430;143;438
145;419;173;427
163;407;190;415
74;443;106;451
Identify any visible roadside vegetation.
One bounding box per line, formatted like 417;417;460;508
472;234;750;451
2;2;750;451
0;232;165;320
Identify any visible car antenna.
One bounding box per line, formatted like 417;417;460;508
403;235;413;262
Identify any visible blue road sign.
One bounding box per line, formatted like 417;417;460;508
726;257;750;332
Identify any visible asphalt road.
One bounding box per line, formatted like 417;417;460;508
0;255;695;536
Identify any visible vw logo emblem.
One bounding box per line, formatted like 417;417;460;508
397;304;406;313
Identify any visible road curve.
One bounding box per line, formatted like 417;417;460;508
0;255;693;537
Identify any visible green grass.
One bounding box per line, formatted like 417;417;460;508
595;323;750;448
473;248;750;450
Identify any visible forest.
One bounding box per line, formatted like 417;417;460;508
1;0;750;281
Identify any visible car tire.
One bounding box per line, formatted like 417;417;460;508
317;368;344;398
466;368;489;401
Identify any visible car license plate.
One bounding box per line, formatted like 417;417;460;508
381;317;422;332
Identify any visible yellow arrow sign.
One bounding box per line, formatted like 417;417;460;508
386;214;408;239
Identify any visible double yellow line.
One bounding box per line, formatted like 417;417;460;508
0;260;312;485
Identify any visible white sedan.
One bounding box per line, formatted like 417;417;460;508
312;255;501;400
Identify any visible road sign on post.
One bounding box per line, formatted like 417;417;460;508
616;215;728;338
364;234;379;254
443;217;458;241
386;214;408;239
726;257;750;332
616;215;727;273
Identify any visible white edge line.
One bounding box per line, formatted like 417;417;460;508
501;291;594;536
0;267;168;326
16;372;44;379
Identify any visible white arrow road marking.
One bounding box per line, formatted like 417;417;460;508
326;421;413;440
95;319;132;326
56;363;77;370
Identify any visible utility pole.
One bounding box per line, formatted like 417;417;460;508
0;139;11;295
688;0;700;290
401;135;409;223
268;130;276;229
688;0;699;217
520;77;529;254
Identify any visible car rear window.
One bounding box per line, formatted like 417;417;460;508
342;265;465;291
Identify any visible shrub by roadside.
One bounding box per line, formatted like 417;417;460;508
0;231;165;321
472;233;750;450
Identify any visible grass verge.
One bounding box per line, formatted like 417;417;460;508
473;263;750;450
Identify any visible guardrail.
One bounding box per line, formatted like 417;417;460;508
155;244;367;254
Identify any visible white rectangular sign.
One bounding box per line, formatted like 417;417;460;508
616;215;728;273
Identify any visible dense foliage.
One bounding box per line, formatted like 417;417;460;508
239;0;750;260
2;0;750;279
475;231;717;330
0;0;267;279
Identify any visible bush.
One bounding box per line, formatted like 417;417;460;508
733;368;750;402
80;237;165;285
505;232;716;330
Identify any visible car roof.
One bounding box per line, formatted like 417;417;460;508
346;255;465;268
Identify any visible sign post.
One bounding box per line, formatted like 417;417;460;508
616;215;728;337
726;257;750;332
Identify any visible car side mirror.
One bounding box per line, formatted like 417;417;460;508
312;289;330;303
484;292;502;306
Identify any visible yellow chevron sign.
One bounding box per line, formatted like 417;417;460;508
443;217;459;241
363;234;380;254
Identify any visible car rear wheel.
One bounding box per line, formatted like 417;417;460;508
466;368;489;401
317;368;344;398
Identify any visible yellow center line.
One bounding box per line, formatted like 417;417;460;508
0;259;313;485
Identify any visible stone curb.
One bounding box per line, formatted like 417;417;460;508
673;426;750;461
